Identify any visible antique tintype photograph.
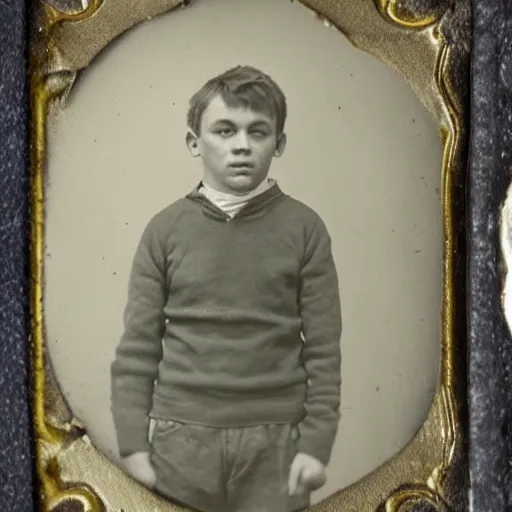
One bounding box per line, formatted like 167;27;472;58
34;0;466;510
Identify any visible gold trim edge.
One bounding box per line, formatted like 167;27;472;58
29;0;468;510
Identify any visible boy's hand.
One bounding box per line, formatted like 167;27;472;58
288;452;327;496
122;452;157;489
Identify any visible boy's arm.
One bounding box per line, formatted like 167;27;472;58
110;219;167;458
297;214;342;466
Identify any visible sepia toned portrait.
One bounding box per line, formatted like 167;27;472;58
32;0;469;510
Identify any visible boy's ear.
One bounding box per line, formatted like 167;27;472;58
186;129;200;157
274;132;287;158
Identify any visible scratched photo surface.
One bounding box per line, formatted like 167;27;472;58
44;0;443;505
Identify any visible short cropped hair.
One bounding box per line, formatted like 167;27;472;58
187;65;288;136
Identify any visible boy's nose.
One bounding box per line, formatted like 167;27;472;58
232;132;250;151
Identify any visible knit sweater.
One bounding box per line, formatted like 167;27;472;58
110;183;342;465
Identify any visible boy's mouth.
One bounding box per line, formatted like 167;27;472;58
229;162;255;169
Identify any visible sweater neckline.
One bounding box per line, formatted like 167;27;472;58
186;181;286;222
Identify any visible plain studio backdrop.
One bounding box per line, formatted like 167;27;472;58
44;0;443;505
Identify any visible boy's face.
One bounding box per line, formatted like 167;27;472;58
186;94;286;195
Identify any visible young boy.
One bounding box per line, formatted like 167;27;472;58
110;65;342;512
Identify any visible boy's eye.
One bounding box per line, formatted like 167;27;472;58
217;128;234;136
214;128;269;138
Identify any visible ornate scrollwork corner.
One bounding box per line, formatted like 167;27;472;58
376;383;460;512
381;484;451;512
42;456;106;512
33;0;192;82
35;423;94;511
372;0;449;29
41;0;104;30
31;0;104;82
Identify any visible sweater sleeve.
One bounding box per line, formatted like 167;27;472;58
297;215;342;466
110;219;167;457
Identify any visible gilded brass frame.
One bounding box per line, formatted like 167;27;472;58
29;0;469;510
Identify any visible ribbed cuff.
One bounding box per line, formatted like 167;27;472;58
112;411;151;457
296;420;338;466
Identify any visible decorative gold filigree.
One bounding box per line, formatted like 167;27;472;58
384;484;450;511
43;456;105;512
373;0;444;29
44;0;104;25
29;0;469;510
